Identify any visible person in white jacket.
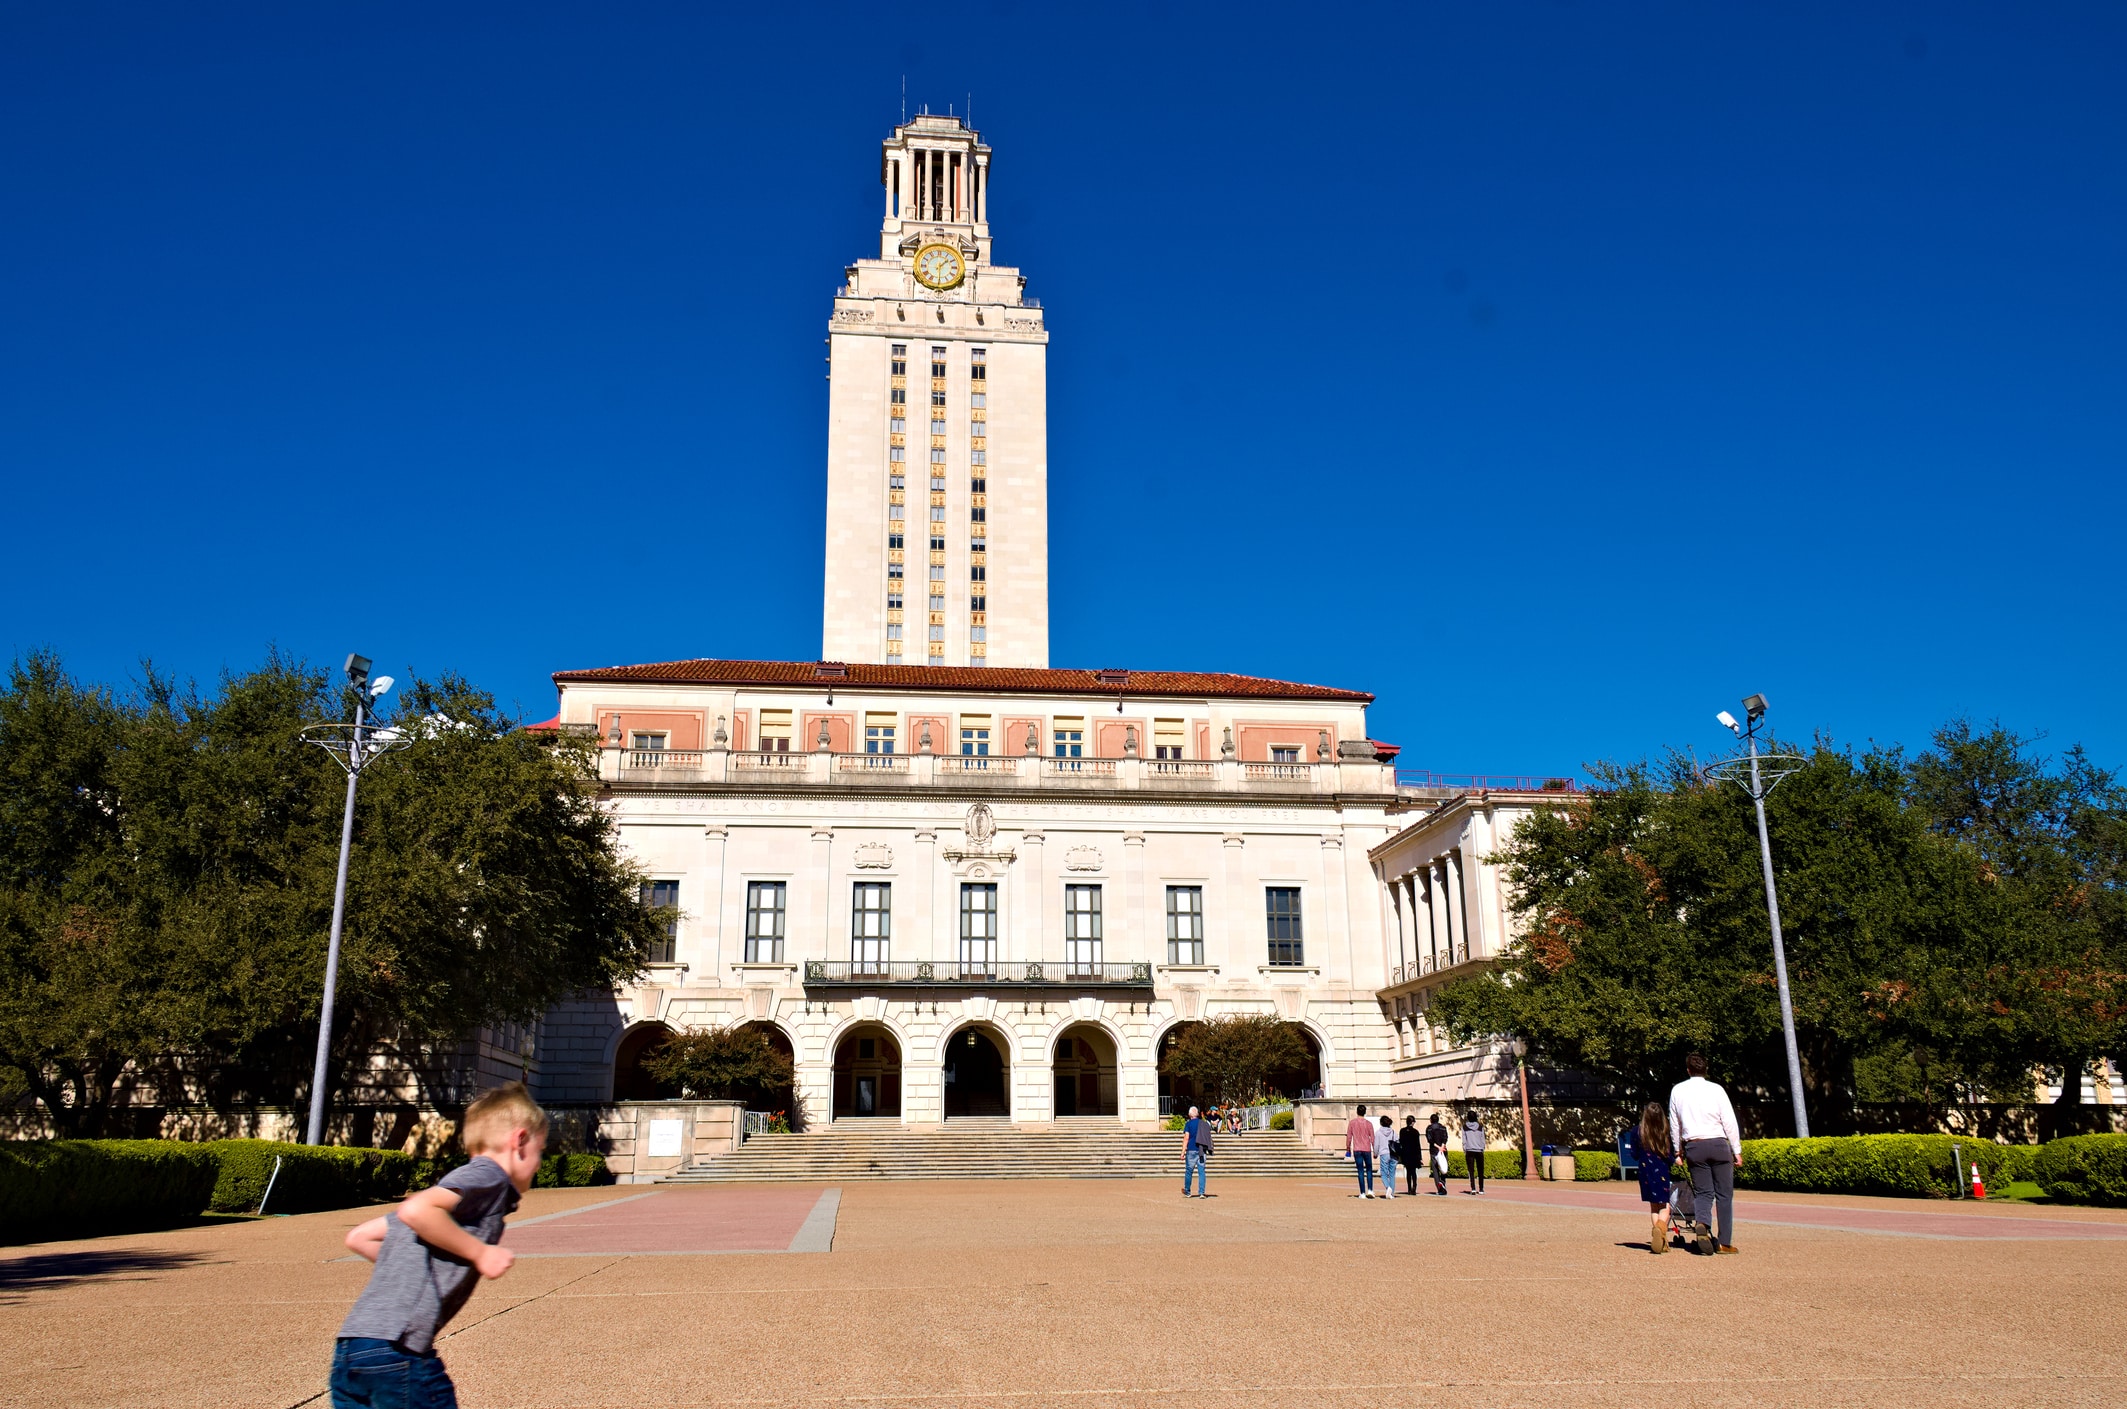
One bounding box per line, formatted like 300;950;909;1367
1667;1054;1745;1254
1373;1115;1397;1200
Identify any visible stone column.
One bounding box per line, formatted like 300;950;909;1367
812;827;835;958
1221;833;1247;970
699;826;729;979
1321;834;1350;980
976;154;987;223
1021;831;1045;965
1124;831;1147;967
916;828;939;965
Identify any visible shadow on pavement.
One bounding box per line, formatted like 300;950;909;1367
0;1247;211;1300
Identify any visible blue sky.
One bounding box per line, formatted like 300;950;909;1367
4;3;2123;780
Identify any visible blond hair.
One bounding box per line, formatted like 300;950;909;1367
459;1081;549;1153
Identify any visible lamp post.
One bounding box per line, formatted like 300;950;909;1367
1510;1037;1538;1181
298;654;408;1146
1705;693;1811;1139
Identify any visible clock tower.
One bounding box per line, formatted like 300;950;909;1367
821;114;1049;669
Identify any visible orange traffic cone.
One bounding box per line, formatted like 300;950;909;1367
1971;1162;1986;1200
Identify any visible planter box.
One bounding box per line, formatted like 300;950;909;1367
1541;1154;1576;1181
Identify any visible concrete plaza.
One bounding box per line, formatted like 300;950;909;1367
4;1175;2123;1408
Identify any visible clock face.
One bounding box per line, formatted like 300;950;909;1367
913;244;965;291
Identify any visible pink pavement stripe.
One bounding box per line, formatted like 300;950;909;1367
504;1185;828;1256
1473;1181;2127;1240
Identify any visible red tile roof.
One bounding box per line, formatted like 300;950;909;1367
550;658;1373;703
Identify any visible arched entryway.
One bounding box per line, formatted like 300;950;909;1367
943;1024;1010;1118
1267;1025;1324;1100
1052;1023;1118;1117
1156;1021;1201;1116
612;1022;681;1101
832;1023;902;1120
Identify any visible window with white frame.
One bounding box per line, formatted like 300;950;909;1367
630;731;667;751
1153;719;1185;760
960;716;991;755
1166;886;1204;965
864;713;896;754
1270;746;1300;764
960;883;997;976
1065;884;1103;976
1052;717;1084;760
758;710;792;753
852;882;891;974
744;881;785;962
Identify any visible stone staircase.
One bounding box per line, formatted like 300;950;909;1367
661;1122;1350;1183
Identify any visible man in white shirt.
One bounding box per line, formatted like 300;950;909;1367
1667;1054;1745;1254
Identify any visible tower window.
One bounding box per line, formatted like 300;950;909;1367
931;349;947;378
931;418;946;436
969;595;986;611
930;535;946;551
890;472;905;489
892;387;906;405
889;533;905;550
1266;888;1305;967
970;565;986;582
969;478;986;493
932;389;946;407
888;563;904;581
891;416;905;433
970;347;986;380
970;506;986;522
971;392;985;409
890;345;906;376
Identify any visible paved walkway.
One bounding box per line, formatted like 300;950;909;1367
3;1178;2122;1408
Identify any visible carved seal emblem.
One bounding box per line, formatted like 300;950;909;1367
965;802;996;850
1064;844;1104;872
854;842;893;869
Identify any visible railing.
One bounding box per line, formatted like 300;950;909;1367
1396;770;1579;794
1243;762;1311;781
1043;757;1117;778
1146;759;1215;780
940;755;1018;775
732;750;800;770
802;959;1154;987
837;753;910;773
1387;945;1478;986
628;749;705;768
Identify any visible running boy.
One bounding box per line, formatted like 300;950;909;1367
330;1081;548;1407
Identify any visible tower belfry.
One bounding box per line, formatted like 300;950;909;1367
821;115;1049;669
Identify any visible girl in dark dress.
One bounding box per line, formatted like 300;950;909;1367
1635;1102;1676;1254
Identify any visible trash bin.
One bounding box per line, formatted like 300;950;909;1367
1541;1152;1577;1181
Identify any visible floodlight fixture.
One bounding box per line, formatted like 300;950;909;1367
1716;710;1740;733
369;675;394;698
344;653;371;689
1743;692;1769;720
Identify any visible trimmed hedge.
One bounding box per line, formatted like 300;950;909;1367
203;1140;416;1214
1269;1110;1295;1131
2033;1135;2127;1207
1735;1134;2025;1199
0;1140;222;1240
1445;1149;1527;1179
536;1152;611;1188
1573;1151;1619;1181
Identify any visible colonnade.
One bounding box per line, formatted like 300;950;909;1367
887;145;988;224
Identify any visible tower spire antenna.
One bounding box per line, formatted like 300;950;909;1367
900;74;906;124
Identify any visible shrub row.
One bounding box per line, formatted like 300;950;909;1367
0;1138;619;1242
1735;1134;2030;1199
0;1140;223;1239
2032;1135;2127;1207
1444;1149;1527;1179
1573;1151;1619;1181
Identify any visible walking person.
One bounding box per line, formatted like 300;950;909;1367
1346;1103;1378;1198
1375;1115;1398;1200
1667;1054;1744;1254
1460;1113;1488;1194
1425;1112;1451;1195
1182;1105;1209;1198
1634;1102;1677;1254
1398;1116;1423;1195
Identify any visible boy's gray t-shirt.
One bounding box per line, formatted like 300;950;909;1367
339;1155;521;1353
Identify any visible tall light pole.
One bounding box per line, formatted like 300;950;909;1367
1705;694;1811;1139
299;654;406;1146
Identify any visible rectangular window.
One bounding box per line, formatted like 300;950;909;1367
969;420;984;437
969;626;986;642
852;882;891;974
932;389;946;407
959;883;998;977
890;416;906;434
931;348;947;377
889;533;906;550
931;418;946;435
970;449;986;465
640;880;679;964
1052;718;1083;758
745;881;785;962
970;506;986;522
970;564;986;582
1153;719;1185;761
886;592;903;610
890;445;905;462
1167;886;1205;965
971;391;986;408
886;624;902;641
929;592;945;611
891;344;906;375
960;715;991;756
1270;746;1300;764
970;594;987;611
629;731;667;751
891;386;907;405
758;709;792;753
929;564;945;581
970;347;986;379
930;447;946;464
928;624;945;642
889;504;904;521
1266;887;1304;966
931;505;946;522
864;712;897;754
888;563;904;580
969;477;986;493
1064;884;1103;976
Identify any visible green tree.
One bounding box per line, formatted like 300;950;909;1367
0;652;662;1134
643;1026;796;1104
1430;742;1997;1131
1159;1015;1311;1106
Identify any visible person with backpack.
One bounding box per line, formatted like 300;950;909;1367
1375;1114;1398;1200
1182;1105;1210;1198
1460;1113;1488;1193
1425;1112;1451;1195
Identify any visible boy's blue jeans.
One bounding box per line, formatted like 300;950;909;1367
331;1338;459;1409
